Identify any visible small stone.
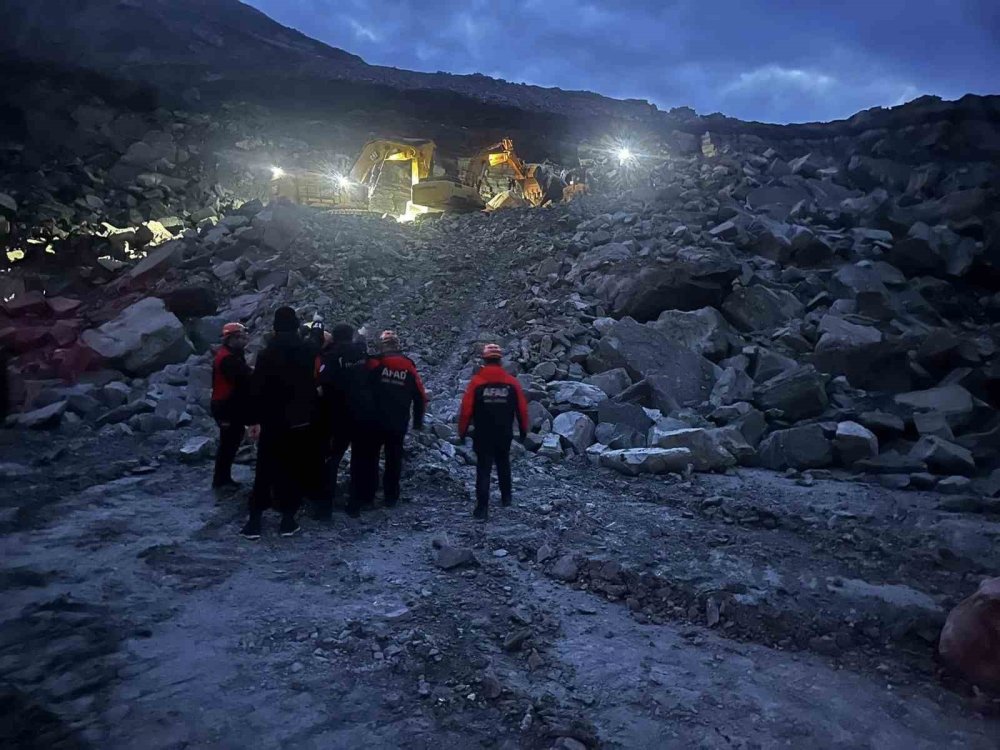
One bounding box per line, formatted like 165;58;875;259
290;662;304;673
503;628;532;652
549;554;579;582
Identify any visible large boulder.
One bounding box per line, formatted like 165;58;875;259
646;427;735;471
938;577;1000;690
552;411;596;454
81;298;194;376
599;447;693;476
597;400;655;434
593;247;739;321
754;365;829;420
894;385;975;430
812;315;909;390
125;240;185;284
548;381;607;410
567;242;633;281
909;436;976;476
758;424;834;470
649;307;736;360
722;285;804;332
583;368;632;397
595;318;718;411
158;285;218;319
833;421;879;465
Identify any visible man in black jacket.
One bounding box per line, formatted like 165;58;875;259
365;330;427;507
211;322;251;489
317;323;377;518
241;307;317;540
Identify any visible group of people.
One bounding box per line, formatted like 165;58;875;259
210;306;529;539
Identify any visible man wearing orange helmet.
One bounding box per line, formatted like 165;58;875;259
211;322;251;489
458;343;529;520
363;330;427;507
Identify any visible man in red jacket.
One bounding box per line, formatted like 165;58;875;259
365;330;427;507
211;322;251;489
458;344;529;520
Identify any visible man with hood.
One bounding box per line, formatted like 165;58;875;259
241;306;317;539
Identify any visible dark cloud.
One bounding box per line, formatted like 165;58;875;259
246;0;1000;123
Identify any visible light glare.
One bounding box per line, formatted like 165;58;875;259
270;166;286;180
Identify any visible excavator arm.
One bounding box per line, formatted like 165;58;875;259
463;138;545;206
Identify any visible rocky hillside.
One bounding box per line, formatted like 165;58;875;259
0;0;658;122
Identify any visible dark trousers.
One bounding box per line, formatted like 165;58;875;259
351;430;381;510
214;419;245;485
375;429;406;503
475;438;512;507
313;427;366;514
250;425;310;518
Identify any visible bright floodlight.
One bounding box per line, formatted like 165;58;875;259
617;147;634;164
270;166;286;180
336;175;353;189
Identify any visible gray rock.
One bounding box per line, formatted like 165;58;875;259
81;298;194;376
549;381;607;410
596;247;739;321
179;436;213;462
538;433;564;460
909;436;976;476
646;427;735;472
650;307;735;360
552;411;596;454
834;421;879;465
758;424;833;470
754;365;829;421
937;476;972;495
895;386;975;430
722;285;804;332
583;367;632;397
549;555;579;582
16;401;67;429
599;447;693;476
435;545;478;570
709;366;755;407
596;318;718;410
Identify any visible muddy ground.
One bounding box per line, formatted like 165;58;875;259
1;211;998;749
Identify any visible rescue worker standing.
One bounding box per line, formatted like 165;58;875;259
366;330;426;507
211;323;251;489
458;344;529;521
241;307;317;540
317;323;376;518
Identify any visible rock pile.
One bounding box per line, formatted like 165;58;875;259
2;90;999;503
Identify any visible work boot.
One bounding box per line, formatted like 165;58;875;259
240;514;262;540
346;505;361;519
500;495;512;507
312;502;333;522
384;497;398;508
472;502;488;521
279;514;301;537
213;477;240;490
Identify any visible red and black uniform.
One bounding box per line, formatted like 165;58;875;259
211;344;252;487
458;362;529;509
365;351;427;505
317;339;377;515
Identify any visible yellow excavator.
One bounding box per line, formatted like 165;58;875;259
413;138;585;212
270;138;439;213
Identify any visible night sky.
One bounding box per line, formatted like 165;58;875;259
246;0;999;124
